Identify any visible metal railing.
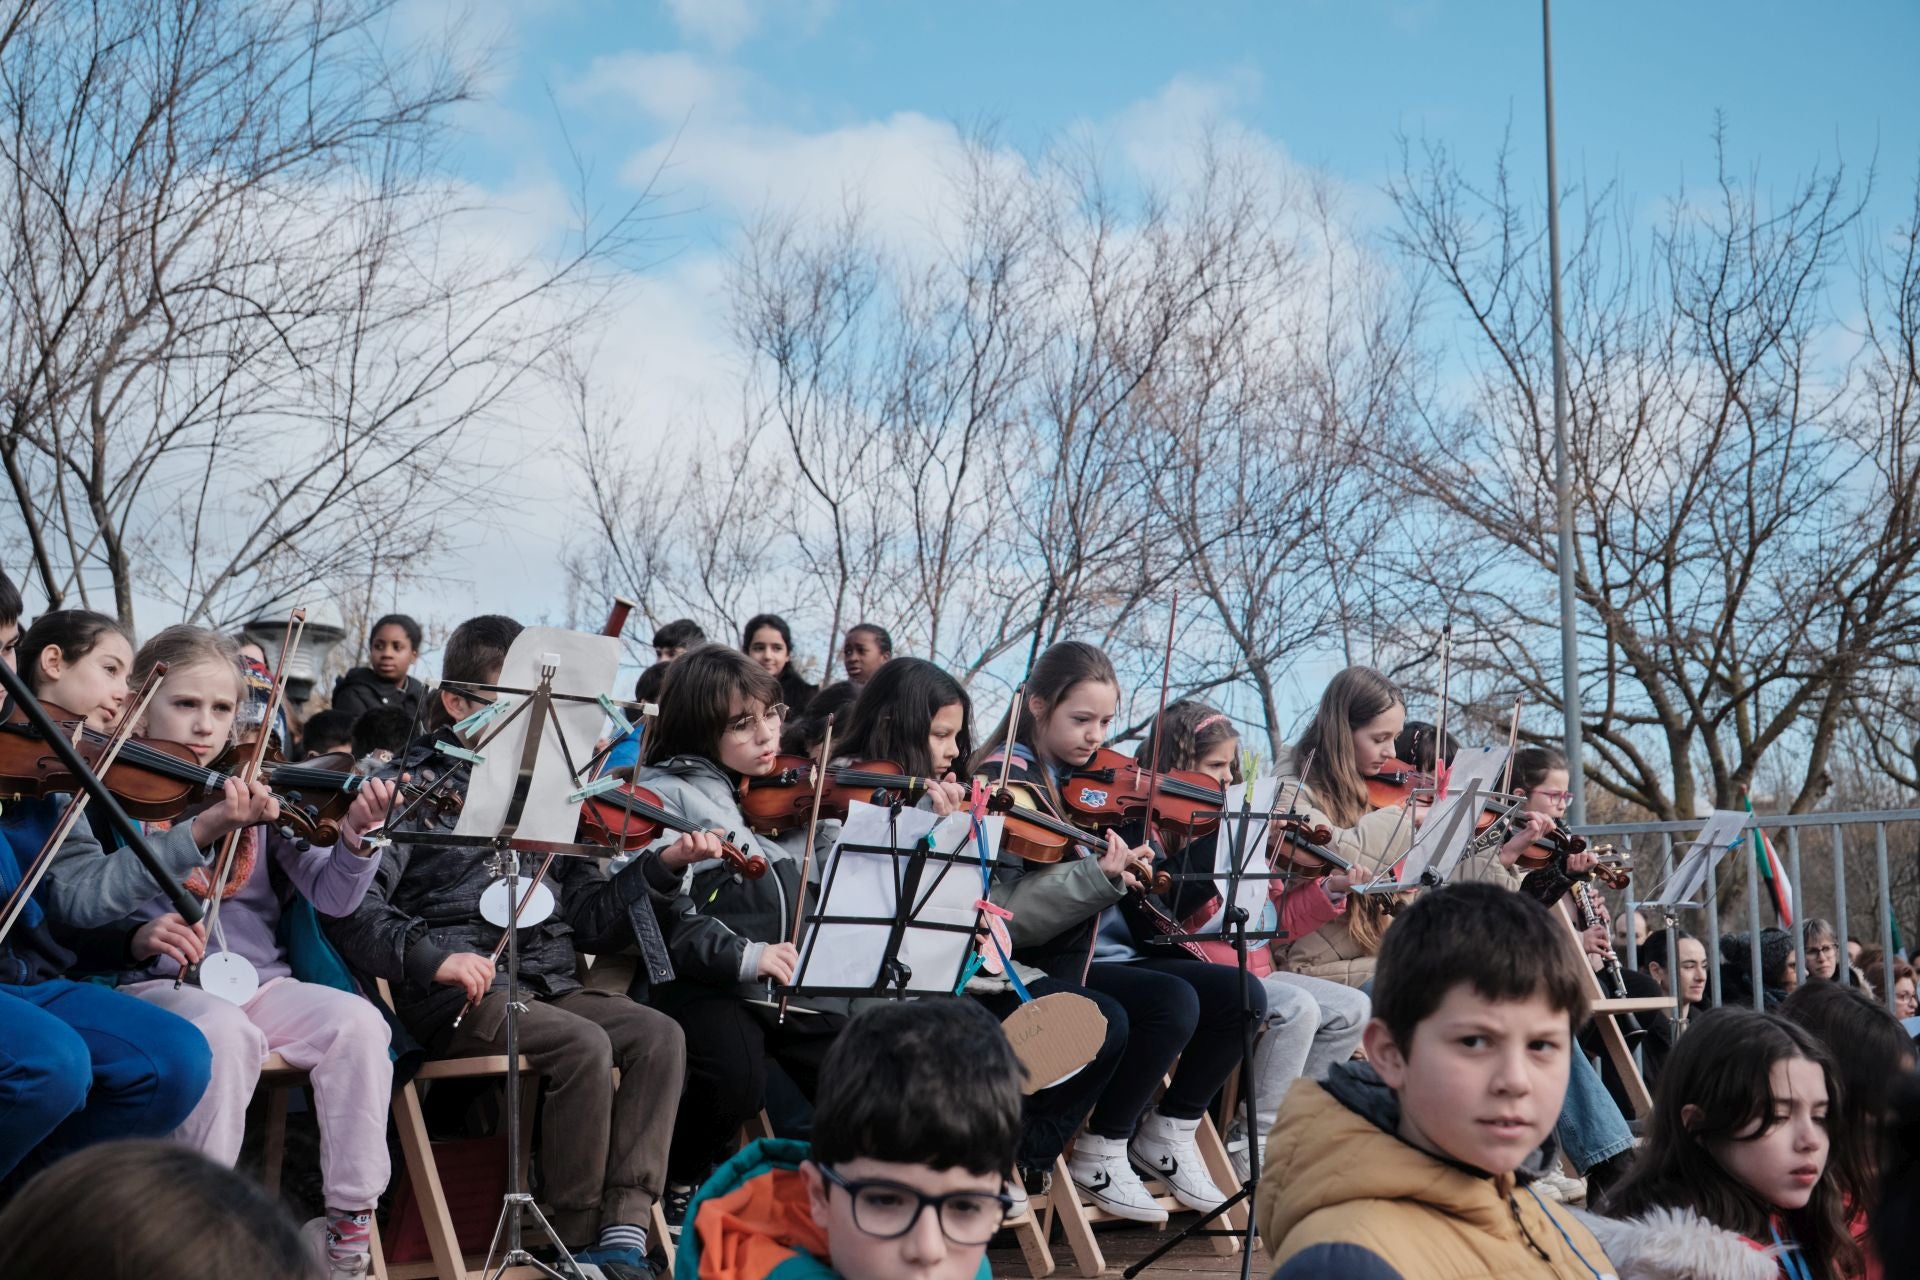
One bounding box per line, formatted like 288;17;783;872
1569;808;1920;1020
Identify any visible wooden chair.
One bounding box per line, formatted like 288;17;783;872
1555;901;1669;1118
371;978;548;1280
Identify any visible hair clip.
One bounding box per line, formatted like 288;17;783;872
434;742;485;766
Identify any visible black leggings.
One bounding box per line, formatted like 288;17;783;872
654;984;844;1181
1084;957;1265;1138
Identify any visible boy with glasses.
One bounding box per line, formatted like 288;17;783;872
678;999;1021;1280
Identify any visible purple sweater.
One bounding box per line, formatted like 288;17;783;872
129;825;381;982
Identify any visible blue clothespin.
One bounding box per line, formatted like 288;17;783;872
568;775;627;804
452;696;513;736
435;742;485;766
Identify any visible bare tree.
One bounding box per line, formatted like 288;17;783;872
1377;127;1920;820
0;0;654;627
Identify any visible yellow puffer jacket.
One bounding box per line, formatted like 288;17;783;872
1258;1068;1617;1280
1269;763;1414;989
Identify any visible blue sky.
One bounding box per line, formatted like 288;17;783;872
466;1;1920;237
384;0;1920;678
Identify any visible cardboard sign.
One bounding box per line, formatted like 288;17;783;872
1000;991;1108;1094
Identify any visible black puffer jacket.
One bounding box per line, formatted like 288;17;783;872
330;666;429;724
322;730;679;1049
623;754;840;1009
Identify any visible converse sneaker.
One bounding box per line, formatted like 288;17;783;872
1067;1134;1168;1224
1128;1111;1230;1213
1224;1127;1252;1185
1004;1174;1031;1222
299;1218;370;1279
1532;1167;1587;1205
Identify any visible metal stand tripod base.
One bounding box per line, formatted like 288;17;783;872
482;1192;576;1280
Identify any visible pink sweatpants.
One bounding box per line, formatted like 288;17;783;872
127;976;393;1208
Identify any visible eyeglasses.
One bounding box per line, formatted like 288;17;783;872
1534;789;1575;803
1808;944;1838;959
817;1165;1012;1245
723;704;788;737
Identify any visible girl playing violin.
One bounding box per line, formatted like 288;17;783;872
970;641;1262;1224
0;596;212;1185
1266;667;1420;988
39;625;398;1279
622;643;850;1211
826;656;1129;1218
1123;700;1371;1179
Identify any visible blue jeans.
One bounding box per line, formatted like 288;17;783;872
0;979;212;1181
1554;1048;1633;1173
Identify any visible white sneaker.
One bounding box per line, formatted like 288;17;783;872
1533;1168;1587;1205
1004;1173;1031;1221
300;1218;371;1279
1225;1131;1252;1185
1128;1111;1230;1213
1068;1134;1169;1224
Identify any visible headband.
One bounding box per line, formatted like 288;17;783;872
1194;713;1231;733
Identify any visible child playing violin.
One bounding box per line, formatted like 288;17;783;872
38;625;397;1278
830;656;1127;1218
1120;700;1371;1179
970;641;1262;1223
326;614;691;1278
1266;667;1420;988
617;643;852;1223
0;597;212;1185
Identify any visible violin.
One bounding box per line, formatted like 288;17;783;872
0;701;373;845
738;756;938;836
576;780;769;879
1060;746;1226;837
984;783;1172;894
1364;759;1436;811
1267;815;1352;879
1487;811;1590;872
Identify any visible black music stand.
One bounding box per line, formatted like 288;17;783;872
1123;785;1314;1280
372;650;638;1280
783;800;995;1002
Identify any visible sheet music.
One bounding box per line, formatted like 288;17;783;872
1198;775;1280;934
794;801;1004;994
1651;809;1752;909
452;628;619;845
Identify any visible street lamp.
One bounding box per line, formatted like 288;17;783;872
244;595;347;707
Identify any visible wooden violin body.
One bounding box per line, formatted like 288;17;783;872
577;780;769;879
737;756;934;837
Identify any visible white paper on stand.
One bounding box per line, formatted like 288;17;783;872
452;627;619;846
1199;775;1280;934
1652;809;1752;909
794;801;1004;995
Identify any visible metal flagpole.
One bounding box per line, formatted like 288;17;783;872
1542;0;1585;824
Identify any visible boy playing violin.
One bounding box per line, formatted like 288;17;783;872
324;614;701;1279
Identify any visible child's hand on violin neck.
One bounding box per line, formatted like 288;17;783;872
190;776;281;846
660;828;727;871
340;777;396;851
924;778;968;817
132;913;207;968
1096;831;1147;890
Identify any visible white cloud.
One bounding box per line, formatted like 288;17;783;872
568;50;751;126
662;0;835;52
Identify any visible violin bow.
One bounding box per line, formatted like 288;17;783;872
1500;696;1522;794
778;714;835;1023
1138;591;1179;860
199;609;307;949
1432;623;1453;801
0;664;169;946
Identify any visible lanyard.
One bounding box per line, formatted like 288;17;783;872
1770;1223;1813;1280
